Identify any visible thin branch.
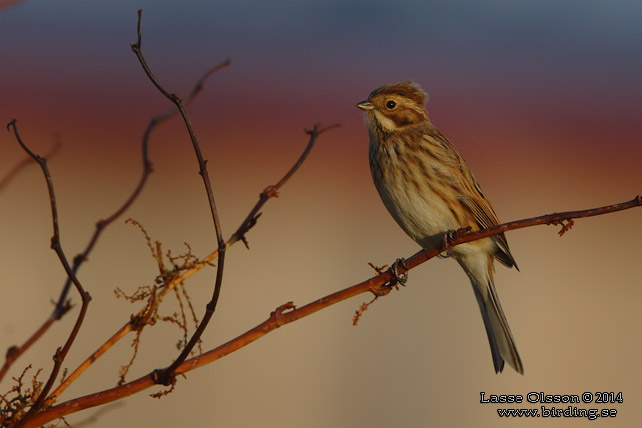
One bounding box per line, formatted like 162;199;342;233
6;120;92;428
55;54;230;322
45;299;154;407
0;48;229;391
131;9;227;385
43;121;335;403
42;64;230;408
22;196;641;427
0;302;71;382
0;135;60;193
228;123;340;248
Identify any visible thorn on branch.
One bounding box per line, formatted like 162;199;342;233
367;262;386;275
225;123;338;251
53;347;63;363
550;218;575;236
231;212;263;250
263;185;279;198
270;302;296;326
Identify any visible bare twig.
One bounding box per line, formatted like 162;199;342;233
6;120;92;428
228;123;340;248
0;135;60;193
131;9;227;385
0;33;229;394
42;62;229;409
44;320;134;408
45;121;336;403
0;302;71;383
22;196;641;427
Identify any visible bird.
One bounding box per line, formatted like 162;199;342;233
357;80;523;374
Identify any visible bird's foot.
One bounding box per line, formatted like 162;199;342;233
437;230;456;258
439;227;471;258
386;258;408;287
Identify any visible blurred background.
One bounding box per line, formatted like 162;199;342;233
1;1;640;427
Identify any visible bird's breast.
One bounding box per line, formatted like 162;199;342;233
369;138;464;246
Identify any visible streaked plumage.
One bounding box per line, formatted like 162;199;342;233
357;81;523;374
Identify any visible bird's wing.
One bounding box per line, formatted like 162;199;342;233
464;188;518;269
428;127;518;269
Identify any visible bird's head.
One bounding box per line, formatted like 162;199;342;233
357;81;428;133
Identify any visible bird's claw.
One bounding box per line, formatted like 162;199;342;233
387;258;408;287
439;228;469;258
437;230;457;258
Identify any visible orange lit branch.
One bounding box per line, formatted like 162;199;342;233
44;122;338;406
23;196;641;427
0;58;229;388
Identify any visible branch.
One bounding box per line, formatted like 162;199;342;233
131;9;227;385
41;61;231;411
0;302;71;383
229;123;340;248
43;120;338;404
0;60;230;389
0;135;60;193
22;196;641;427
6;121;92;428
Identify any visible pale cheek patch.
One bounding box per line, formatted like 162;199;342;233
373;110;398;132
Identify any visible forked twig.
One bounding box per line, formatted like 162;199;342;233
42;51;230;413
229;123;340;248
0;58;229;392
44;122;336;405
1;27;230;402
6;120;92;428
131;9;227;385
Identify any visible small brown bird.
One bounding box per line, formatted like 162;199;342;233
357;81;523;374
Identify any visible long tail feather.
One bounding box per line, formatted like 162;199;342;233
471;273;524;374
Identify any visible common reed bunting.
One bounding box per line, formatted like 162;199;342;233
357;81;523;374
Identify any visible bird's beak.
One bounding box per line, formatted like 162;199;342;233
356;101;374;111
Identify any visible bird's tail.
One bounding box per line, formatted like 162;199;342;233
463;257;524;374
473;275;523;374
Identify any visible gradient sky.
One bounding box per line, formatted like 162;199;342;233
1;1;641;427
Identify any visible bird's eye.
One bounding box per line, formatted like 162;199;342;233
386;100;397;109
